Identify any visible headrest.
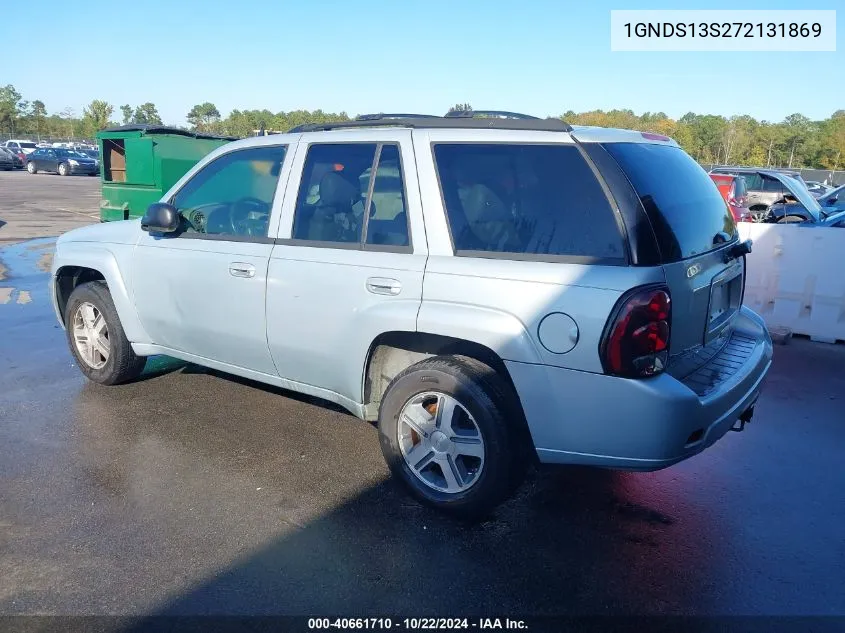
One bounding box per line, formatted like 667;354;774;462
318;171;359;207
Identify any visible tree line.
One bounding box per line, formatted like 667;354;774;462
1;84;842;171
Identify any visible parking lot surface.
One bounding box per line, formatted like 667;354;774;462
1;176;844;618
0;170;99;245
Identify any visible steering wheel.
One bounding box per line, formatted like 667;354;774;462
229;197;270;235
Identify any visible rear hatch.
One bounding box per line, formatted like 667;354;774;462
603;142;745;368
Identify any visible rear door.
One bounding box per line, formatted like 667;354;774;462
267;130;426;404
604;143;744;358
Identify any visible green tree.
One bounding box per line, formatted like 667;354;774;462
186;102;221;131
133;102;162;125
120;104;133;124
447;103;473;115
0;84;24;134
83;100;114;135
30;100;47;138
780;113;812;168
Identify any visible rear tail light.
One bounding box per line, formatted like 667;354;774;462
601;285;671;378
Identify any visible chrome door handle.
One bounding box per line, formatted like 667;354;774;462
229;263;256;278
366;277;402;296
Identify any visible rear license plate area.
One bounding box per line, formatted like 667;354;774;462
705;262;743;344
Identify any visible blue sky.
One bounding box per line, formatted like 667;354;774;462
3;0;841;126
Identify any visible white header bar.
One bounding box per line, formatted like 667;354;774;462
611;10;836;52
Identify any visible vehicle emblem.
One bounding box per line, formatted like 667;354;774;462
686;263;702;278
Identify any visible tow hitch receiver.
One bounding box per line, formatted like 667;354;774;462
731;406;755;432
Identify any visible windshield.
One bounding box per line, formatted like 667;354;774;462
605;143;736;261
780;174;823;217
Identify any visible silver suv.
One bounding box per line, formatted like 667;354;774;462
50;114;773;517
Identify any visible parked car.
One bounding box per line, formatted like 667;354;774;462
0;146;24;169
50;114;772;516
26;147;99;176
814;183;845;212
804;180;834;197
709;173;750;222
766;179;845;225
3;139;38;155
0;147;15;170
709;167;818;221
8;147;26;168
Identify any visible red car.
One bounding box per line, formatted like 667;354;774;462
709;173;751;222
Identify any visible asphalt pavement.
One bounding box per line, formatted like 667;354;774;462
1;175;844;621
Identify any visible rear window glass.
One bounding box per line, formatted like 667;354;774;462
433;143;624;261
605;143;736;261
19;142;36;149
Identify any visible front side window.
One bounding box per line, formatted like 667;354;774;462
292;143;410;248
171;145;286;238
433;143;624;261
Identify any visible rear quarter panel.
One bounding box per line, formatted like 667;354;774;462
411;128;665;372
419;258;664;372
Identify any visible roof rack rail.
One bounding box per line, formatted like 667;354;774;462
443;110;540;120
287;115;573;133
356;113;439;121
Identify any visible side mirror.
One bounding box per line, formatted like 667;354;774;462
141;203;181;234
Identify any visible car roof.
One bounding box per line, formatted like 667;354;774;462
282;112;679;146
712;166;802;177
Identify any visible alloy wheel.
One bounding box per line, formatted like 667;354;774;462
397;391;485;494
72;302;110;369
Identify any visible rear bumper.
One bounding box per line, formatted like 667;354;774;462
507;306;773;470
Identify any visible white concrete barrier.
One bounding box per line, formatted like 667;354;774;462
738;223;845;343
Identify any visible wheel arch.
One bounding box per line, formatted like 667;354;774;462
52;246;149;343
361;331;536;458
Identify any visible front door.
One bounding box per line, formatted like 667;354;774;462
266;133;426;403
132;143;291;376
39;149;57;171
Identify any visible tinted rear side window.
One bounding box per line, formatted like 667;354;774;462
604;143;736;262
433;144;625;262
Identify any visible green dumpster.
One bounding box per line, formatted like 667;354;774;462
96;125;238;222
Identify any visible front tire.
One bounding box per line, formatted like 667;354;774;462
26;161;37;174
58;162;69;176
378;355;528;519
64;281;146;385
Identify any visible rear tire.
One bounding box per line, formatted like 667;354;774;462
26;162;37;174
378;355;528;519
58;162;69;176
64;281;146;385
